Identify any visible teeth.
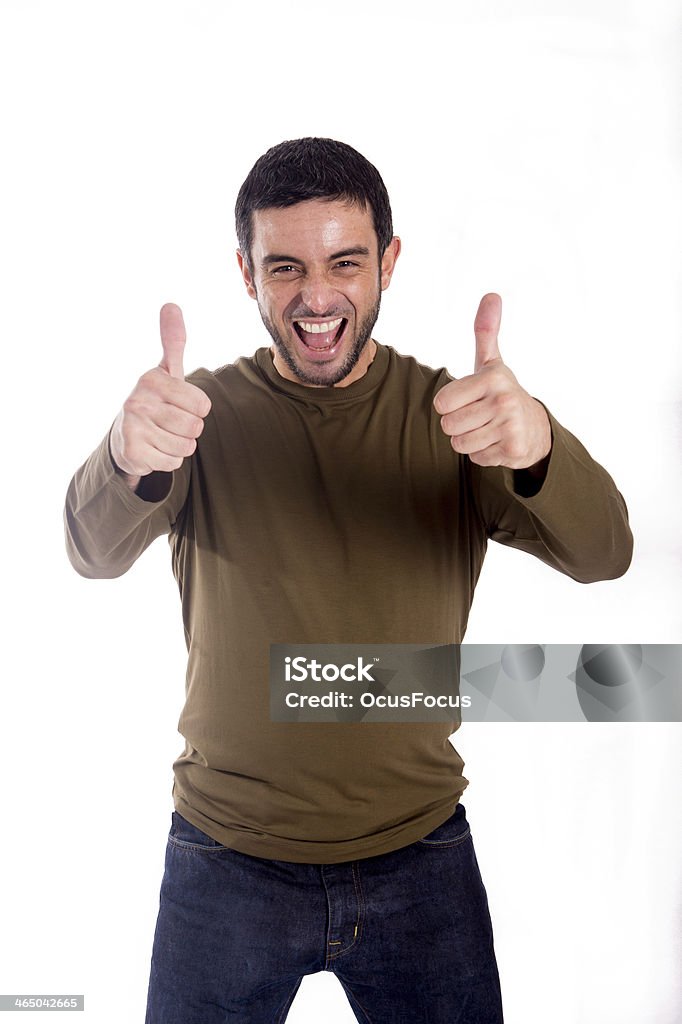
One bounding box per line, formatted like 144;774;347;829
295;317;343;335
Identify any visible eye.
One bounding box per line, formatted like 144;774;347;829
271;265;298;275
335;260;358;269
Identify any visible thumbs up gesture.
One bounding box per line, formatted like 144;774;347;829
109;303;212;488
433;293;551;472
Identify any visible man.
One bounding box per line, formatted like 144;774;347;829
64;137;633;1023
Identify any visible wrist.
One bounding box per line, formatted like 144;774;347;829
108;434;142;492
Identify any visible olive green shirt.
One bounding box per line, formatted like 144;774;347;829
64;342;633;862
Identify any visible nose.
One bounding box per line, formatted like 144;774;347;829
299;269;339;315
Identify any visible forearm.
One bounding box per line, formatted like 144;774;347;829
64;426;188;579
474;407;634;583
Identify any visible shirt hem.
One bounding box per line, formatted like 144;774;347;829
172;793;468;864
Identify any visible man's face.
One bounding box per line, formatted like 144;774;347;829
237;199;400;387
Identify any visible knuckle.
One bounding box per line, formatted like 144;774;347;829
137;368;158;390
120;420;142;450
441;413;456;436
494;390;515;414
125;394;151;420
118;427;135;453
444;411;461;434
190;384;211;414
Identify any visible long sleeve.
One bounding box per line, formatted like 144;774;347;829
63;424;192;579
468;404;634;583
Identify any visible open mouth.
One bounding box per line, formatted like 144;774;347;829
292;317;348;352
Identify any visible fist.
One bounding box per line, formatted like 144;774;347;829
110;303;212;480
433;293;551;470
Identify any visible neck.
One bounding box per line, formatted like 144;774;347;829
271;338;377;388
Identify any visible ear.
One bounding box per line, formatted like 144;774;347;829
380;236;401;291
236;250;258;300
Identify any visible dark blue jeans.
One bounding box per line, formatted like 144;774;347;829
145;803;504;1023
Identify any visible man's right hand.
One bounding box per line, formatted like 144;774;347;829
109;303;212;492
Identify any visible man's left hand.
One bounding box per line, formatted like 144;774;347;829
433;292;552;471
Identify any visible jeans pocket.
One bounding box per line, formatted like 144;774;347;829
167;811;231;852
417;802;471;847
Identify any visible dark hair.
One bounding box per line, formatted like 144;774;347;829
235;137;393;270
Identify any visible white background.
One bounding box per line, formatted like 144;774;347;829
1;1;680;1022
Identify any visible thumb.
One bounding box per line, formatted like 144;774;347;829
159;302;186;379
474;292;502;373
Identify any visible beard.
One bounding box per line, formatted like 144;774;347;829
257;290;382;387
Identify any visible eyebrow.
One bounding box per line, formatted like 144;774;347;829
261;246;371;268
